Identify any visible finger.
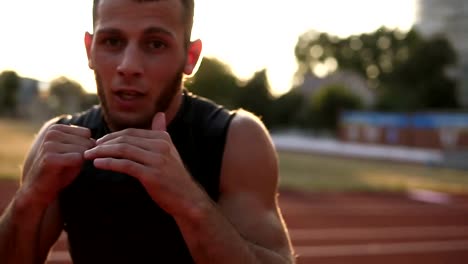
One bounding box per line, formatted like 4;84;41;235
152;112;166;131
96;135;170;151
42;142;93;155
41;152;85;169
44;129;96;149
96;129;170;145
84;144;166;166
49;124;92;138
93;158;156;181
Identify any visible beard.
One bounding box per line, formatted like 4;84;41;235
95;65;184;131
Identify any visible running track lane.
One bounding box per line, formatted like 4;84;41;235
0;180;467;263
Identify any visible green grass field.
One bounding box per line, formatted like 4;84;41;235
0;119;39;180
1;118;467;193
278;151;468;194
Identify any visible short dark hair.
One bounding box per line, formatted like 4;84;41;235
92;0;194;44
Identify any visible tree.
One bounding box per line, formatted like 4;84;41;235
269;90;305;129
185;57;241;109
48;76;86;115
308;84;363;132
0;70;20;116
235;69;274;126
294;27;459;111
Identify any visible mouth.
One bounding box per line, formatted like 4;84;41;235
116;90;144;101
111;89;146;111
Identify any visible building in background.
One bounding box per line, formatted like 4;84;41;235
17;77;39;118
297;70;376;107
415;0;468;107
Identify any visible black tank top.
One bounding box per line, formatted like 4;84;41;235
58;91;236;264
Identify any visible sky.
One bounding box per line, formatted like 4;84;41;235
0;0;417;96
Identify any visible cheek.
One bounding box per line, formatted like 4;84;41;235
92;55;118;82
148;56;185;80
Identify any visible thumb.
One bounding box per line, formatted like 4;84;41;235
152;112;166;131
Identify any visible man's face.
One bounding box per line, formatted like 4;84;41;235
86;0;197;131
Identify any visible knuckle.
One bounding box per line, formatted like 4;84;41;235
157;140;171;154
42;141;56;152
160;131;171;140
125;128;138;136
119;135;130;143
42;153;58;167
81;127;92;138
48;124;64;131
44;129;61;141
118;144;132;156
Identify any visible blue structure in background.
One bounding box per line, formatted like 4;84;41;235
341;111;468;148
342;112;468;129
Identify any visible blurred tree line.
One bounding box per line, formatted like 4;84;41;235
0;27;461;135
0;71;98;119
0;71;20;116
187;27;460;134
295;26;459;111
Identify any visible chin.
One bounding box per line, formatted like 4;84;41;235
105;110;154;131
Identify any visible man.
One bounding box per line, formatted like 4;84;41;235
0;0;295;263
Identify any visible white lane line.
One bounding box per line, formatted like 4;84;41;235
290;226;468;241
281;205;468;215
48;239;468;261
408;189;452;205
294;240;468;257
47;251;71;262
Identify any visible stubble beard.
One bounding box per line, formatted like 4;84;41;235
95;67;184;131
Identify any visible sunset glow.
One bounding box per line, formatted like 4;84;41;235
0;0;417;96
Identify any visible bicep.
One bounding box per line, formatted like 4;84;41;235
218;110;293;257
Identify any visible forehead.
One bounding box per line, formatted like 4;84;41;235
94;0;184;35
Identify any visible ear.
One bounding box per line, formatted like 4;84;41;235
184;39;203;75
84;32;94;69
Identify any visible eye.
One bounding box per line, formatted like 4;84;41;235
101;37;124;49
146;40;167;51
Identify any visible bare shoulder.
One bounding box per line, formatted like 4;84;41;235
220;109;278;202
228;109;273;144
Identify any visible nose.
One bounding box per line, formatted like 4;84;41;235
117;44;143;79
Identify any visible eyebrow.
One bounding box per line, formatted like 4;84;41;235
94;27;175;38
143;27;174;38
94;28;122;36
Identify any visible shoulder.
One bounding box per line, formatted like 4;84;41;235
182;91;236;134
227;109;275;156
228;109;270;138
220;109;278;199
55;105;102;128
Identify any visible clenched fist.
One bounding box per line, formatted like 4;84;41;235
22;124;96;206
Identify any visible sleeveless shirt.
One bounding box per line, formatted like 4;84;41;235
57;91;236;264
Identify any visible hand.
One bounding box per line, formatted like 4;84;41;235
22;124;95;205
84;113;206;217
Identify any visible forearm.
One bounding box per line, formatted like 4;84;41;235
175;199;293;264
0;188;48;264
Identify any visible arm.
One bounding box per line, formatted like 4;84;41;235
86;111;295;263
0;118;95;264
175;110;295;263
